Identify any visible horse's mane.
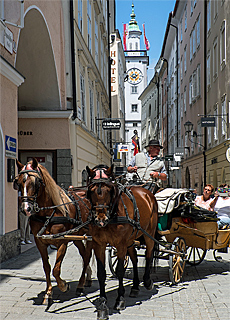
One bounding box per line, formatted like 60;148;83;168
38;163;71;216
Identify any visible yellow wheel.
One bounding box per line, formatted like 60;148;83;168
168;237;187;285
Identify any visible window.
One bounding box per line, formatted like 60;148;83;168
214;0;218;21
131;86;138;94
213;37;218;80
214;105;218;140
184;86;187;113
131;104;138;112
133;122;138;127
184;6;187;31
191;0;193;15
80;73;86;123
181;93;183;118
149;104;151;117
207;51;211;87
197;64;201;97
189;76;192;105
196;16;200;48
180;56;183;81
89;86;94;131
220;20;226;67
190;33;193;60
78;0;83;31
207;1;211;32
180;19;183;42
192;27;196;56
184;46;187;73
95;16;98;67
192;70;197;100
221;95;227;136
87;0;92;51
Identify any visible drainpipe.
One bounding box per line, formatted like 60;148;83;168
70;0;77;120
107;0;113;163
203;1;207;187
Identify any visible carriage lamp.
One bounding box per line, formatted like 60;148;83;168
184;121;193;134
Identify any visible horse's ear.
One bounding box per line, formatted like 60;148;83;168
31;157;38;170
86;166;94;178
106;164;114;177
16;159;24;171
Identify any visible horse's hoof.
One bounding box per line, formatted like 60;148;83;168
85;279;92;287
97;308;109;320
144;279;154;290
97;297;109;320
129;288;139;298
76;287;84;297
42;293;53;306
114;296;125;311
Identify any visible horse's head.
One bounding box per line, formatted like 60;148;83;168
86;164;117;227
13;158;44;217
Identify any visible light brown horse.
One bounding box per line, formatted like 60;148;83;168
14;158;92;305
86;165;158;317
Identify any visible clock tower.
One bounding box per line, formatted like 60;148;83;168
124;3;149;164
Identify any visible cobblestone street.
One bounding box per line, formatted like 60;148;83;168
0;242;229;320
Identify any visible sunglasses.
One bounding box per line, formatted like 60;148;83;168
204;188;211;192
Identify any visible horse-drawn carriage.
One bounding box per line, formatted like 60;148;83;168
14;159;230;320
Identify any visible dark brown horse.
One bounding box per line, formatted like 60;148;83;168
86;165;158;317
14;158;92;305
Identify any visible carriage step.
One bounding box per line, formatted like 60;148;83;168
37;234;92;241
158;230;171;235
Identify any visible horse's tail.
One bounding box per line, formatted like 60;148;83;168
152;229;160;271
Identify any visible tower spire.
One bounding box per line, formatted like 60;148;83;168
128;2;140;32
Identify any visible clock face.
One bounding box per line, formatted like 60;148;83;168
127;68;143;85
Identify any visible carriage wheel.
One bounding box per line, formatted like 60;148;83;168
108;247;129;278
186;247;207;266
168;237;187;285
213;248;230;263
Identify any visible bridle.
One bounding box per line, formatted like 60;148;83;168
14;165;44;214
87;169;118;223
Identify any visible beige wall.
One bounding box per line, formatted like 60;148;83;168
1;75;19;232
18;117;71;150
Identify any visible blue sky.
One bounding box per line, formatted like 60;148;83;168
116;0;176;81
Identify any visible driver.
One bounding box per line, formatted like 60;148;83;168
127;139;168;192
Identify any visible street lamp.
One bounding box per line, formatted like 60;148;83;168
183;121;206;188
184;120;193;134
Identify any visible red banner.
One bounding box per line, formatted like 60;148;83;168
143;23;150;51
123;23;128;51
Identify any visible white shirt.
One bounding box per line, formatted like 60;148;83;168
214;197;230;219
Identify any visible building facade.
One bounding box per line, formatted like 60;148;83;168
123;3;149;165
0;0;116;262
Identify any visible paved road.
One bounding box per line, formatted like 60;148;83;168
0;241;229;320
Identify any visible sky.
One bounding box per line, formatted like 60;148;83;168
116;0;176;81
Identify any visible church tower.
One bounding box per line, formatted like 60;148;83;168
124;3;149;164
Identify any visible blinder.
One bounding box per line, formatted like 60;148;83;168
14;166;44;214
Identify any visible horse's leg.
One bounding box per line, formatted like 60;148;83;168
127;246;139;297
143;236;155;290
73;240;93;296
52;242;69;292
94;243;109;319
114;247;127;311
34;238;53;305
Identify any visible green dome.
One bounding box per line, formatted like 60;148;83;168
128;3;140;32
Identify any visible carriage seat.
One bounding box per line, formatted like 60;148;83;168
155;188;190;215
155;188;190;231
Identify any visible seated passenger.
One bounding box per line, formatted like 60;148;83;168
194;184;214;211
210;184;230;229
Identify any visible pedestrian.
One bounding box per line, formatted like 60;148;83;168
194;184;214;211
210;184;230;229
18;191;32;245
127;139;167;193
